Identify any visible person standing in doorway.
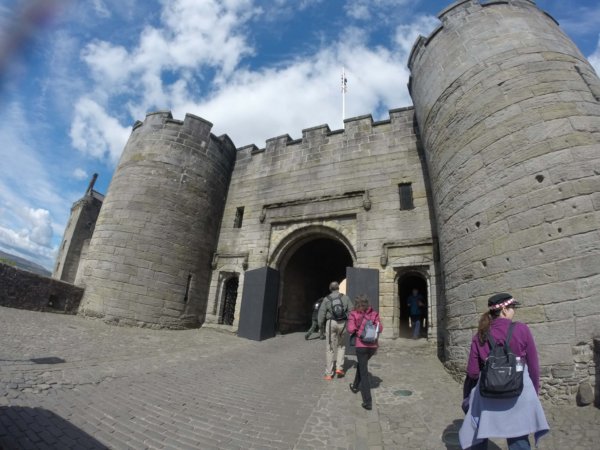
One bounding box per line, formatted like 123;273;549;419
318;281;352;380
407;288;425;339
305;297;325;340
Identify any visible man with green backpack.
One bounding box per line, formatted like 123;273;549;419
318;281;353;380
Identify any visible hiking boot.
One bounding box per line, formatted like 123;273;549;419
335;369;345;377
304;335;309;340
361;402;372;410
324;375;333;381
349;383;359;394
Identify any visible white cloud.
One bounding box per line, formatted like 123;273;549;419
0;225;57;267
299;0;324;9
0;102;68;268
73;168;88;180
81;41;130;86
92;0;111;18
70;97;131;164
169;24;430;147
588;34;600;75
72;0;262;159
345;0;412;21
70;0;440;155
395;15;439;54
24;208;53;247
81;0;257;94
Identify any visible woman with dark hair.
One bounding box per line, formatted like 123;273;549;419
347;294;382;410
459;293;549;450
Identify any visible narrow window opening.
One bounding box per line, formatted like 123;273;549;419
183;274;192;303
62;240;67;250
234;206;245;228
399;183;414;210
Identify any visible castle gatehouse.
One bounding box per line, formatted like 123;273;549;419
53;0;600;404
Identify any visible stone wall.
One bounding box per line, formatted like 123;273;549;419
0;263;83;313
53;192;103;284
409;0;600;402
207;108;439;339
78;112;237;329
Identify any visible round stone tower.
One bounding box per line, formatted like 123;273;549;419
79;111;237;328
409;0;600;398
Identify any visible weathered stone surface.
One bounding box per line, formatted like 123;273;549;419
538;343;573;366
78;113;237;329
0;263;83;314
408;0;600;401
48;0;600;404
576;382;594;406
552;364;575;378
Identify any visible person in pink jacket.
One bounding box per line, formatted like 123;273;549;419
347;294;382;410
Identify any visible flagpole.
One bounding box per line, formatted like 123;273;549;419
341;67;347;123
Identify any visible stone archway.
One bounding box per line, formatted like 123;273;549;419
275;232;354;334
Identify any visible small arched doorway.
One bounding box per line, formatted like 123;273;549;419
278;237;353;333
398;271;428;338
219;275;239;326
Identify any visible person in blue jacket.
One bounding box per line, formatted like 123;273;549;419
406;288;425;339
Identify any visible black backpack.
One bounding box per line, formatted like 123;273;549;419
327;294;347;321
479;322;524;399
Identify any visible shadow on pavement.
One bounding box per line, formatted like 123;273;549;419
0;406;107;450
442;419;463;449
370;374;382;389
441;419;502;450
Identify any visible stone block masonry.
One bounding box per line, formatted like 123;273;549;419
0;263;83;313
409;0;600;403
78;112;237;329
49;0;598;405
207;107;439;340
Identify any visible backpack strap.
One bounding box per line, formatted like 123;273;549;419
505;322;516;344
504;322;516;353
486;333;497;351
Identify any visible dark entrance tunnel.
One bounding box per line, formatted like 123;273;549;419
278;237;353;333
398;272;428;338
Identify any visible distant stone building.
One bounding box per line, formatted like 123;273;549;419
54;0;600;403
53;174;104;284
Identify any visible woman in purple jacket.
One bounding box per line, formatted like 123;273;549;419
347;295;382;410
459;293;549;450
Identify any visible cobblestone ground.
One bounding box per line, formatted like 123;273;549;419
1;307;599;450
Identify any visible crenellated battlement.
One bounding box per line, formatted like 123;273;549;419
132;111;213;139
129;111;237;160
408;0;549;72
238;107;415;156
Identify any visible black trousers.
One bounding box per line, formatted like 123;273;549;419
353;347;376;405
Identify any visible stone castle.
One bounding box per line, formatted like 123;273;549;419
53;0;600;402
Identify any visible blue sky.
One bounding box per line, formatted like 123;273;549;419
0;0;599;271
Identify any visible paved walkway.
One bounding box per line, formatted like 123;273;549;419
0;307;598;449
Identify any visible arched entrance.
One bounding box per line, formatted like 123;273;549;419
277;237;353;333
398;271;428;338
219;276;239;326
